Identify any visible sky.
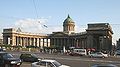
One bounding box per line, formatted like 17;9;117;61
0;0;120;44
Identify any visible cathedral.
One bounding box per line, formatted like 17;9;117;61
3;15;113;52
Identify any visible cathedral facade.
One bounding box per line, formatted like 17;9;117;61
2;15;113;51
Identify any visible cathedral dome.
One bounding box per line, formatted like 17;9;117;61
63;15;75;34
63;15;74;24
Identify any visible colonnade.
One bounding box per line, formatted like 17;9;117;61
50;38;70;48
15;37;50;47
50;37;87;49
3;34;50;49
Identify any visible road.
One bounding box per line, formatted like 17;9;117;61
9;51;120;67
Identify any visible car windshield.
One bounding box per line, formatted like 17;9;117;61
0;49;3;51
31;54;38;58
53;60;62;67
3;53;14;58
97;53;102;54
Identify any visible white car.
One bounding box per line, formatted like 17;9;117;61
31;59;70;67
89;52;108;58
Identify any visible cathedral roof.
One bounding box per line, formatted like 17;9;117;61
63;14;74;24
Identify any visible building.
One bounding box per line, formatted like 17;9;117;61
116;39;120;50
2;28;49;49
0;38;3;45
2;15;113;51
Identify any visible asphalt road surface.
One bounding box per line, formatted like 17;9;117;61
9;51;120;67
21;57;120;67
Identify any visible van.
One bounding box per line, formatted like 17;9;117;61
73;49;87;56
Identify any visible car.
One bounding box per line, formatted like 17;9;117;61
0;52;22;67
20;53;39;62
69;52;83;56
91;64;118;67
69;48;87;56
0;48;6;52
114;50;120;57
31;59;70;67
89;52;108;58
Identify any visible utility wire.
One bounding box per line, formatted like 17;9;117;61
32;0;48;28
32;0;39;19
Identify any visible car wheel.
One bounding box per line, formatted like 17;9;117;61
21;59;24;62
90;56;93;58
102;56;105;58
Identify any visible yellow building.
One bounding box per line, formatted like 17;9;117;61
0;38;3;45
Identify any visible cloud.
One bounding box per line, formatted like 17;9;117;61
14;17;87;34
15;18;48;33
46;25;62;33
14;17;63;34
75;25;87;33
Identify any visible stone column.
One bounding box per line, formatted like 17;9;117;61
54;38;56;47
77;39;80;47
48;39;50;47
65;38;67;46
28;38;30;46
26;37;29;46
31;38;34;46
52;38;54;46
23;37;25;46
16;37;19;46
33;38;35;46
67;38;69;48
43;38;44;48
34;38;37;46
46;39;48;47
11;35;15;46
59;38;60;47
36;38;39;47
29;38;31;46
73;38;75;47
64;38;65;46
20;37;22;46
56;38;58;47
87;35;93;48
50;38;53;47
25;37;28;47
39;38;41;47
18;37;20;46
40;39;43;48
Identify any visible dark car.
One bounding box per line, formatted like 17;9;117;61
0;48;6;52
0;52;22;67
20;53;39;62
91;64;118;67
